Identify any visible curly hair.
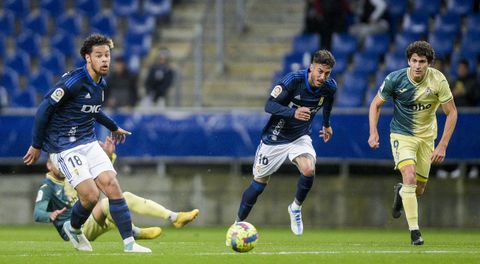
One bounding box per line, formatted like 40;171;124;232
406;41;435;64
312;50;336;68
80;34;114;60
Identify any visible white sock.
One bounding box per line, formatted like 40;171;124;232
168;212;178;222
291;201;302;210
123;236;135;246
132;226;141;238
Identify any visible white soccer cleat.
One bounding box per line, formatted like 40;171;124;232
288;204;303;235
63;221;93;251
124;242;152;253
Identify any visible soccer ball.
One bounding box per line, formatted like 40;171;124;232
226;221;259;253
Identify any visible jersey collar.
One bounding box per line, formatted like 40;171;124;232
46;172;65;185
83;65;104;87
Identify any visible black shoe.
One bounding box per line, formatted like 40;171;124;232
411;229;424;245
392;183;403;219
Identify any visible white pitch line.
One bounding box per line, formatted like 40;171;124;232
194;250;480;256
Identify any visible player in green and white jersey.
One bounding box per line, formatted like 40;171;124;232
368;41;457;245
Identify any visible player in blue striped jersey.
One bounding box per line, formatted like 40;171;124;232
23;34;150;253
234;50;336;236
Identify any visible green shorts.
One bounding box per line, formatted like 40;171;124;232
390;133;434;183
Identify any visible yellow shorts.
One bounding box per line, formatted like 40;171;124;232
390;133;434;183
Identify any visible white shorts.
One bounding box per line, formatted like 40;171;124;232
49;141;116;188
252;135;316;178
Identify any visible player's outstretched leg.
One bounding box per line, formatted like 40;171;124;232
63;221;93;251
410;229;424;245
392;183;403;218
173;209;200;228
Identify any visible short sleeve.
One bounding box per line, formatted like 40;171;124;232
378;73;395;101
438;79;453;103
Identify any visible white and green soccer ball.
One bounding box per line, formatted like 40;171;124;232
226;221;259;253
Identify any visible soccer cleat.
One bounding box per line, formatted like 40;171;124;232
173;209;200;228
136;227;162;240
392;183;403;219
124;242;152;253
288;204;303;235
411;229;424;245
62;221;93;251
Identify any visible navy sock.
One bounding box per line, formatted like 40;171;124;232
109;198;133;240
71;201;92;229
295;174;314;205
237;180;267;221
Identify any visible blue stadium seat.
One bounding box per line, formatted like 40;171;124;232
0;12;15;36
16;32;41;58
386;0;407;18
351;52;380;75
332;33;357;57
413;0;440;17
402;12;429;37
336;71;368;108
331;50;349;75
363;33;390;57
56;13;82;35
384;52;407;73
24;12;48;36
5;51;30;76
91;12;117;37
113;0;140;16
465;14;480;34
40;50;66;76
11;88;36;108
0;67;20;94
447;0;473;16
5;0;29;18
433;12;461;36
127;12;156;35
51;31;76;58
75;0;100;18
124;32;152;56
29;68;53;96
144;0;172;17
41;0;65;17
429;32;455;60
292;34;320;54
0;35;5;59
459;31;480;57
74;56;86;68
282;52;310;75
393;32;422;54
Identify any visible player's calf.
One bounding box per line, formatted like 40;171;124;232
392;183;403;218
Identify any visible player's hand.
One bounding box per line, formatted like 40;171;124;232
294;107;311;121
99;136;116;157
368;133;380;149
111;127;132;144
320;126;333;143
49;207;67;221
23;146;41;166
431;145;446;164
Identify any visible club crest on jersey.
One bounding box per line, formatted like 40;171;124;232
271;85;282;98
50;88;65;102
425;87;432;96
318;97;324;106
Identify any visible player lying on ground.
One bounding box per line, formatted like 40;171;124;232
33;136;199;241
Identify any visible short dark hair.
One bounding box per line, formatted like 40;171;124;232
312;50;336;68
80;34;114;60
406;41;435;64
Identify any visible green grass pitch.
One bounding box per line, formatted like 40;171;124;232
1;226;480;263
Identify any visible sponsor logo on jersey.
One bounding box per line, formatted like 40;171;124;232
409;103;432;111
399;88;408;93
50;88;65;102
271;85;282;98
85;93;91;99
81;105;102;113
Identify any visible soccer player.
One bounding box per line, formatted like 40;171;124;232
23;34;149;252
234;50;336;236
368;41;457;245
34;136;199;242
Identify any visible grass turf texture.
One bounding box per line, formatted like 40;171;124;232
1;226;480;263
